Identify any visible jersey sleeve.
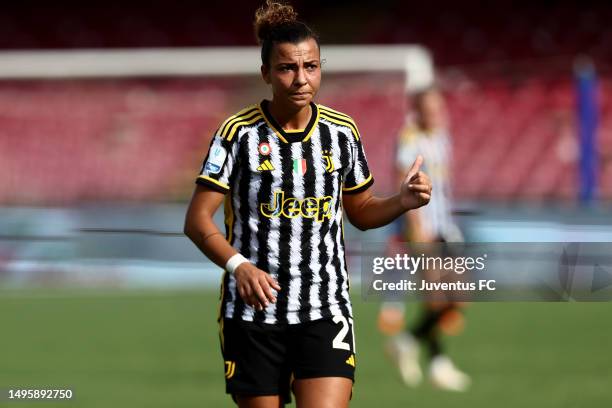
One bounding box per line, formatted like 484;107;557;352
342;129;374;195
195;133;238;194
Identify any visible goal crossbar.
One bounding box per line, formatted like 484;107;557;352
0;45;433;91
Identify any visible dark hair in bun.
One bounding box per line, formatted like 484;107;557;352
254;0;319;65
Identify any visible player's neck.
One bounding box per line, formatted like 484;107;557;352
268;100;312;131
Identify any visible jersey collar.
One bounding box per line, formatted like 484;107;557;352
259;99;319;143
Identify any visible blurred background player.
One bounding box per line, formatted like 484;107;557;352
377;86;470;392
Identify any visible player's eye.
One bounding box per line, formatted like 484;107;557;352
305;63;319;71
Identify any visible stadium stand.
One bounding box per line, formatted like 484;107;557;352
0;79;228;204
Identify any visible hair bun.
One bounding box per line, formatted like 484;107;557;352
254;0;299;44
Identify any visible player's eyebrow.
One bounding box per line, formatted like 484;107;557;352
275;60;319;67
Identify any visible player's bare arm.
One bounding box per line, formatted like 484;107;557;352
343;155;432;231
184;185;280;311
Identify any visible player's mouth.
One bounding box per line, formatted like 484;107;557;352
290;92;311;99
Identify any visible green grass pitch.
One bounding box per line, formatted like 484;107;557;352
1;288;611;407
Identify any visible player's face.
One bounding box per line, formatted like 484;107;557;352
262;38;321;110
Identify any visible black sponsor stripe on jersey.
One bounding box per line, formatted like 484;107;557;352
329;128;349;317
232;135;252;319
331;178;350;318
252;126;274;323
296;137;316;323
272;142;294;325
317;122;335;320
335;131;352;317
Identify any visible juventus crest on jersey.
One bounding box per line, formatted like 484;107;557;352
196;100;373;325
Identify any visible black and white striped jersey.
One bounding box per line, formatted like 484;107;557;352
196;100;373;325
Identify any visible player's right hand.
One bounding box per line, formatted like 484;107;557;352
234;263;281;312
400;155;432;210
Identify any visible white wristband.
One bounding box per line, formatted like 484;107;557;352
225;253;248;274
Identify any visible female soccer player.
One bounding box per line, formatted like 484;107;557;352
184;1;432;407
379;87;470;392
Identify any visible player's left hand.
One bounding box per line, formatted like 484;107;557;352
400;155;432;210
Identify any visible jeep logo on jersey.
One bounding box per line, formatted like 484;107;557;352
260;190;333;222
204;139;227;175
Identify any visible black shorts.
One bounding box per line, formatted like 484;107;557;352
219;316;356;404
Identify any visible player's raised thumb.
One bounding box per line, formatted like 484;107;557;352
405;155;423;180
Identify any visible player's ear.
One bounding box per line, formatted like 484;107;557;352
261;64;271;84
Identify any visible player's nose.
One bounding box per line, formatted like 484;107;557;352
294;67;307;86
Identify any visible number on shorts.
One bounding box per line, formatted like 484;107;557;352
332;315;355;352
